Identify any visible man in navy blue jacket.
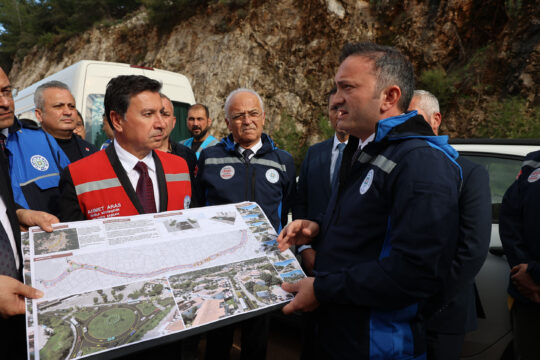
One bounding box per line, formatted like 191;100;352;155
197;88;296;359
409;90;491;360
278;43;462;359
500;150;540;359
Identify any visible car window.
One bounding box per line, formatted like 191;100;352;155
460;154;522;223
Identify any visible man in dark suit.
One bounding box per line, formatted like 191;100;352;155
294;88;349;359
59;75;193;222
294;88;349;276
409;90;492;360
1;65;60;357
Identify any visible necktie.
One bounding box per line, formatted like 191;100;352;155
0;221;18;278
134;161;157;214
243;149;254;163
332;143;346;190
0;133;6;155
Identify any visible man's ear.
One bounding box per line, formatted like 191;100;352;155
431;112;442;134
208;117;212;127
380;85;401;113
35;108;43;123
110;111;123;133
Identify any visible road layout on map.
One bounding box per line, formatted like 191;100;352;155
34;229;260;300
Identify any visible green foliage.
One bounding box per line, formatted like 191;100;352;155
271;112;309;171
141;0;204;30
472;97;540;138
417;67;456;112
317;114;335;140
0;0;140;70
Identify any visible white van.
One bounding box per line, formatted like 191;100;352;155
13;60;196;148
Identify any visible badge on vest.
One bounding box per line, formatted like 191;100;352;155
30;155;50;171
220;165;235;180
184;195;191;209
265;169;279;183
528;168;540;183
360;169;374;195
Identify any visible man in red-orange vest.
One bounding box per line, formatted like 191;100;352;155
59;75;194;221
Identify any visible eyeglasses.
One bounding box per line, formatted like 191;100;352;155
0;88;13;99
230;110;261;122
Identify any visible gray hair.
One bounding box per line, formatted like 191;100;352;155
224;88;264;117
413;90;440;118
34;81;71;110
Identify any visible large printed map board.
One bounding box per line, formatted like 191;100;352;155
23;202;303;360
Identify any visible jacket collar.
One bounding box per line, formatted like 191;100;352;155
221;133;277;155
374;110;458;160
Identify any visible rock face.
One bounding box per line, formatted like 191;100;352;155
8;0;540;143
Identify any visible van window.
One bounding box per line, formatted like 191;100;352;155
171;101;191;142
85;94;106;148
85;95;191;148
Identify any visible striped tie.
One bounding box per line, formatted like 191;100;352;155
134;162;157;214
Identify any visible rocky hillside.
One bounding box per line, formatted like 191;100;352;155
7;0;540;159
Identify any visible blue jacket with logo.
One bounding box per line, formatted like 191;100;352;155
312;112;462;359
7;118;71;215
500;150;540;304
196;133;296;232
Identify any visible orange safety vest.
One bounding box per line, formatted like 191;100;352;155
68;150;191;220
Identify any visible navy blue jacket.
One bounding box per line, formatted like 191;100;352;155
426;156;491;334
294;138;333;223
312;112;462;359
197;133;296;232
500;150;540;303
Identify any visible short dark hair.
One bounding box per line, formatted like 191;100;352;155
327;87;337;104
339;42;414;112
188;103;210;118
104;75;162;128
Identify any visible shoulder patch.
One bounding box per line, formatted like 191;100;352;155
30;155;50;171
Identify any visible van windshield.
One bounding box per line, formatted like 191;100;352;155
85;94;191;148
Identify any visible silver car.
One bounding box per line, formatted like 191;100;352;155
452;139;540;360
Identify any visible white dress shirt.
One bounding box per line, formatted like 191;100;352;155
114;140;160;211
329;134;349;183
0;197;19;270
0;128;19;269
238;139;263;159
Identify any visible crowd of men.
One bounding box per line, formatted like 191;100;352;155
0;41;538;360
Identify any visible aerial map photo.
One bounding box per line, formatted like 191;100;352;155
36;278;182;360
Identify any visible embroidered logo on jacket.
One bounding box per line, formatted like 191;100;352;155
528;168;540;183
265;169;279;183
220;165;235;180
30;155;50;171
360;169;374;195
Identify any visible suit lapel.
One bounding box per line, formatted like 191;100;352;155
0;155;22;267
320;139;333;196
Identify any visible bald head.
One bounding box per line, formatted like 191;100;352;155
0;67;15;130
